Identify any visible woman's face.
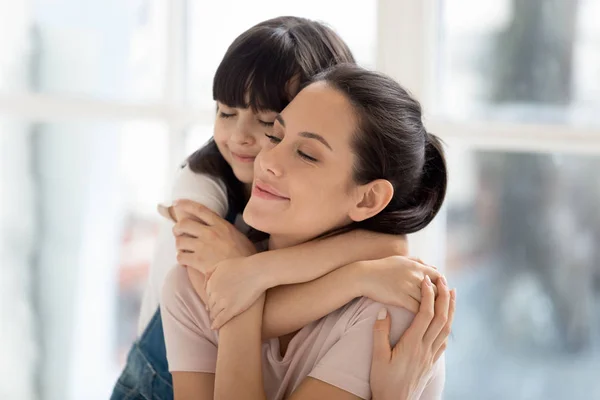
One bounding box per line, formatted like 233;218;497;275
213;102;278;184
243;82;362;248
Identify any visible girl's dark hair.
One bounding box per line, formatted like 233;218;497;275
187;17;355;213
311;64;448;235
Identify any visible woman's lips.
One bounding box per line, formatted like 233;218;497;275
231;151;256;163
252;181;290;201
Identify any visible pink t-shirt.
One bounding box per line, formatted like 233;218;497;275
161;265;445;399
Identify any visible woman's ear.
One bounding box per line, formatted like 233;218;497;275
348;179;394;222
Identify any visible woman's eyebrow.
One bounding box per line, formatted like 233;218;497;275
299;132;333;151
275;114;333;151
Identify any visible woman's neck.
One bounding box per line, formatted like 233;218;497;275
268;234;307;250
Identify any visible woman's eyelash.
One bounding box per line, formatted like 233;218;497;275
264;133;318;162
298;151;318;162
264;133;282;143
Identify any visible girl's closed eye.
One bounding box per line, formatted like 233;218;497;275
258;120;275;127
219;111;236;119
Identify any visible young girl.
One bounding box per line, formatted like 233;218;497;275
161;64;452;399
112;17;444;400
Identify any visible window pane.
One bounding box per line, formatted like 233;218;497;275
186;0;377;108
0;0;167;101
445;147;600;399
185;123;213;157
437;0;600;126
0;117;169;400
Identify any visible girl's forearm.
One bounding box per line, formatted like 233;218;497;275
254;230;406;290
215;294;267;400
262;262;366;338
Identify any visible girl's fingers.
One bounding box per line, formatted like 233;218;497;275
174;236;198;252
403;276;435;341
407;256;426;266
173;200;220;226
157;204;177;222
423;276;450;346
432;288;456;354
173;219;210;239
398;293;420;314
176;251;194;267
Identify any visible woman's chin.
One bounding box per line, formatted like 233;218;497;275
242;205;275;234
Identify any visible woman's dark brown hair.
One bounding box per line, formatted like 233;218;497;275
187;16;355;213
311;64;448;234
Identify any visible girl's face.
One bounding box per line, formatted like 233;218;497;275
243;82;365;249
213;102;278;185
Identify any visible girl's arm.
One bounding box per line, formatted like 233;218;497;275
261;257;439;338
204;256;440;338
172;201;439;339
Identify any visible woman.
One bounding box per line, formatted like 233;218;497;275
112;17;444;400
161;64;453;399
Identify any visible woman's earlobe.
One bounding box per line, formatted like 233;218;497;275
349;179;394;222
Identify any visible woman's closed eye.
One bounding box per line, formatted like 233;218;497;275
297;150;318;162
264;134;318;162
264;133;282;144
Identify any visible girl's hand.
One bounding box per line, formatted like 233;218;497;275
171;200;257;275
359;256;441;314
370;275;456;400
204;258;270;329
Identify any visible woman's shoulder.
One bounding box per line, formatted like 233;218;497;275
161;265;196;304
335;297;416;336
161;266;213;329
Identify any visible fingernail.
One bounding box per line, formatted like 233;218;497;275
440;276;447;286
451;289;456;300
377;308;387;320
425;275;432;286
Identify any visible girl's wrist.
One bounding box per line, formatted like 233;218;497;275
348;260;370;298
245;253;279;291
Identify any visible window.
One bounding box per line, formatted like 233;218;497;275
437;0;600;125
4;0;597;399
378;0;600;398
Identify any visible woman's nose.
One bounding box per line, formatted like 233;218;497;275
258;146;283;177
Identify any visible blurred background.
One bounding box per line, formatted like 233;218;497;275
0;0;599;399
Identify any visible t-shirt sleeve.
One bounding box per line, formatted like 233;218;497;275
158;164;229;220
137;165;229;334
308;298;444;399
160;265;218;373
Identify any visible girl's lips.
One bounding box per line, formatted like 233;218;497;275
231;151;256;163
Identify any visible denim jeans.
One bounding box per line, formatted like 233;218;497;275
110;309;173;400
